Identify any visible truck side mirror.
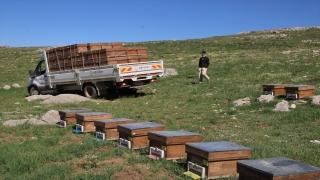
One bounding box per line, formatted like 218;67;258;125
29;70;35;78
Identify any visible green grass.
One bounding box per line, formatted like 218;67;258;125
0;27;320;179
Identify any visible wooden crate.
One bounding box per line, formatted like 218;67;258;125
117;122;165;149
75;112;113;133
184;141;252;179
262;84;290;96
58;108;92;126
148;131;203;160
87;42;123;50
237;157;320;180
285;85;315;99
94;118;136;140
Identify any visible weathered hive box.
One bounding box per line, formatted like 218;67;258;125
148;131;203;160
73;112;113;133
117;122;165;149
262;84;290;96
94;118;136;140
237;157;320;180
184;141;251;179
285;85;315;99
87;42;123;51
58;108;93;127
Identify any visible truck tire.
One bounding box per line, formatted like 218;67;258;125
84;84;98;98
29;86;41;96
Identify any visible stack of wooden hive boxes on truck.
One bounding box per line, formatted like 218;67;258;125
46;42;149;72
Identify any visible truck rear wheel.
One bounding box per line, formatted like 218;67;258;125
84;84;98;98
29;86;40;96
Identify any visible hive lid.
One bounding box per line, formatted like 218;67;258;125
186;141;251;152
149;130;202;137
118;122;164;130
237;157;320;176
95;118;134;123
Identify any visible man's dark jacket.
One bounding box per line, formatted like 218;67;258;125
199;56;209;68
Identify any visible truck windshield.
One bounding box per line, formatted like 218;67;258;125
35;60;46;76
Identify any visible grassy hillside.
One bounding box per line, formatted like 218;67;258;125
0;27;319;179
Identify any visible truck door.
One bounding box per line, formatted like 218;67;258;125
32;60;51;92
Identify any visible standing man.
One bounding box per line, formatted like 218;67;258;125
198;51;210;84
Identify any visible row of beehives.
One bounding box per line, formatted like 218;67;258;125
59;108;320;180
262;84;315;99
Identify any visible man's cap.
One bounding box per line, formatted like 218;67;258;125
202;51;206;54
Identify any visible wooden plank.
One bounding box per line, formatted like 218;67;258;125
94;118;136;129
95;127;119;140
237;157;320;180
117;122;165;136
148;131;203;145
186;141;252;161
75;112;112;121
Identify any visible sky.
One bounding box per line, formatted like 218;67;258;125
0;0;319;47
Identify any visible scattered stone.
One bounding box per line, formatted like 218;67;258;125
163;68;178;76
206;93;213;96
312;49;319;54
257;95;274;103
290;104;296;109
28;118;48;125
26;95;53;102
310;140;320;145
311;95;320;105
152;89;157;94
40;94;90;104
280;50;291;55
3;85;10;90
3;119;28;127
274;100;290;112
14;102;20;105
233;97;250;106
40;110;60;124
12;83;20;88
294;99;308;104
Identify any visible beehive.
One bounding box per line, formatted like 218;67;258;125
94;118;135;140
237;157;320;180
148;131;203;160
117;122;165;149
184;141;251;179
262;84;290;96
73;112;112;133
58;108;92;127
285;85;315;99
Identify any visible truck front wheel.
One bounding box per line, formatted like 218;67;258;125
29;86;41;96
84;84;98;98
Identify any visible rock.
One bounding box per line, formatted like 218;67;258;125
3;85;10;90
311;95;320;105
40;94;90;104
274;100;290;112
233;97;250;106
3;119;28;127
280;50;291;55
257;95;274;103
40;110;60;124
310;140;320;145
290;104;296;109
28;118;48;125
26;95;53;102
12;83;20;88
163;68;178;76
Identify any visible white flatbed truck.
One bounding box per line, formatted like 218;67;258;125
27;51;164;98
